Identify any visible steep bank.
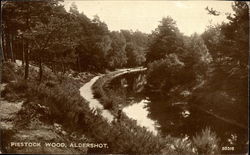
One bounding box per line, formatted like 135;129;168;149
90;68;146;117
1;63;166;154
0;62;93;154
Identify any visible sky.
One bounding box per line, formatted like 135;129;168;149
63;1;234;36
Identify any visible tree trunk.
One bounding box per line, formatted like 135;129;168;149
22;37;25;66
0;4;5;62
61;62;65;74
5;33;10;60
38;55;43;82
77;53;81;72
24;42;29;80
24;1;31;80
0;28;5;62
52;61;55;73
9;34;15;62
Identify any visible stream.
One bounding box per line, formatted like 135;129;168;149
110;72;248;154
79;70;248;154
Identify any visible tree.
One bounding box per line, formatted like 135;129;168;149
191;2;249;125
146;17;184;63
126;42;146;67
20;1;72;81
183;33;212;78
146;53;186;96
106;31;127;69
2;0;63;79
120;30;147;67
75;15;111;72
202;1;248;97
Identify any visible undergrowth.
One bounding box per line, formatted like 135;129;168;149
2;62;221;154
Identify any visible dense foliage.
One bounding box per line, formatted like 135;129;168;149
1;1;148;80
2;62;221;154
145;1;248;126
196;2;249;125
145;17;212;96
1;1;248;154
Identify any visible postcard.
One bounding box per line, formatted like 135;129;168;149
0;1;249;154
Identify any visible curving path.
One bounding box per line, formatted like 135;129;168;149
79;68;146;123
79;75;114;123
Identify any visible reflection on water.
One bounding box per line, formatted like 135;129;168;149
123;96;248;153
181;109;191;118
122;99;159;135
109;72;248;153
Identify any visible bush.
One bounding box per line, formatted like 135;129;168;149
2;62;222;154
1;80;28;101
11;80;28;92
147;55;183;92
45;81;57;88
28;76;165;154
103;97;114;110
146;54;197;97
161;135;196;155
1;62;18;83
192;127;220;155
1;129;16;153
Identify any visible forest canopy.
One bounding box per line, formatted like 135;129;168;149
1;1;248;112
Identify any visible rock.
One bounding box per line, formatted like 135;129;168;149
180;90;191;97
53;123;61;128
61;130;67;136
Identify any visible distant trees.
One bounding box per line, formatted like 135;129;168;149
3;1;247;112
146;17;184;63
74;14;111;72
145;2;248;108
145;17;212;96
106;31;127;69
2;1;148;81
121;30;147;67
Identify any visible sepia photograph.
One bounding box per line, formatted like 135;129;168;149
0;0;249;154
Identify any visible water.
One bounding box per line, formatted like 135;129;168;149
109;72;248;154
122;99;159;135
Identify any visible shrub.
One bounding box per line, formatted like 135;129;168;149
1;80;28;101
11;80;28;92
1;129;16;153
192;127;220;155
103;97;114;110
161;135;196;155
146;54;196;97
2;62;222;154
45;81;57;88
1;62;18;83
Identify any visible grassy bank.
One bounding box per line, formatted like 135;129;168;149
1;62;97;154
1;63;221;154
1;63;165;154
91;68;221;155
